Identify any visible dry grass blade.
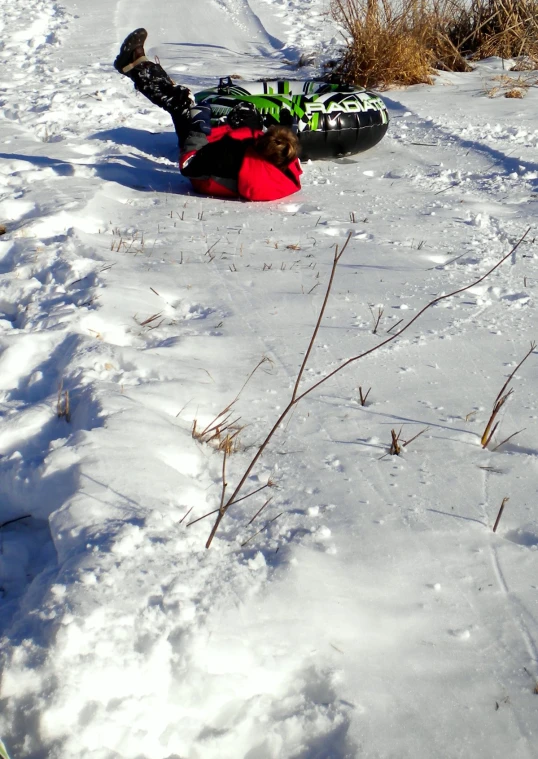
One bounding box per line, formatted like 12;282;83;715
247;497;274;525
192;402;243;452
494;342;535;405
492;428;526;451
194;357;271;449
139;311;163;327
241;512;283;547
481;341;535;448
493;496;509;533
403;426;430;446
179;506;193;524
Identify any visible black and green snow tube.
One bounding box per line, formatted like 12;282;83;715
194;78;389;160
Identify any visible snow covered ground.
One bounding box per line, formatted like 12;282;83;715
1;0;537;756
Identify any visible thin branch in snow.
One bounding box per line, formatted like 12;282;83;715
205;228;530;548
241;512;283;547
247;497;273;525
179;507;193;524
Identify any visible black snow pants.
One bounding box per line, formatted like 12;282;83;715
124;61;210;153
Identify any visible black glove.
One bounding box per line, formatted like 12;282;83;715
227;101;264;131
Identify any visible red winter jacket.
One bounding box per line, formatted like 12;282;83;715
179;125;302;202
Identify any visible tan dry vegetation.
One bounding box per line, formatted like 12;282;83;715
448;0;538;62
485;72;538;98
330;0;538;89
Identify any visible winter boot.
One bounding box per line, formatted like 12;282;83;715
114;28;149;74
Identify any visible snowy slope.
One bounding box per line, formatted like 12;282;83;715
1;0;537;757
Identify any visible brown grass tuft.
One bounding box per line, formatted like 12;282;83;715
504;88;524;98
191;403;243;453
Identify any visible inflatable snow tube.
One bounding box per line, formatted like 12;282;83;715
194;78;389;160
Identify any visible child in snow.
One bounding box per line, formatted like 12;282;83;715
114;29;302;201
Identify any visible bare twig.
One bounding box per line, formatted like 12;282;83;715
179;506;193;524
369;305;384;334
386;318;403;334
205;238;221;256
205;229;530;547
297;230;531;405
228;480;274;507
187;508;220;527
247;497;273;525
292;232;353;403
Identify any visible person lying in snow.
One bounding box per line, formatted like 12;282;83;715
114;29;302;201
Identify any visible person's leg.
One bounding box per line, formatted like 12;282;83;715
114;29;208;148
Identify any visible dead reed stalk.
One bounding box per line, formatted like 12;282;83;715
481;342;535;448
390;428;402;455
359;386;371;406
492;496;509;532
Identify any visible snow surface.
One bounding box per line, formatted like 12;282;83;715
1;0;537;756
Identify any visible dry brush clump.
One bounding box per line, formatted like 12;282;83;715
330;0;538;89
330;0;471;89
